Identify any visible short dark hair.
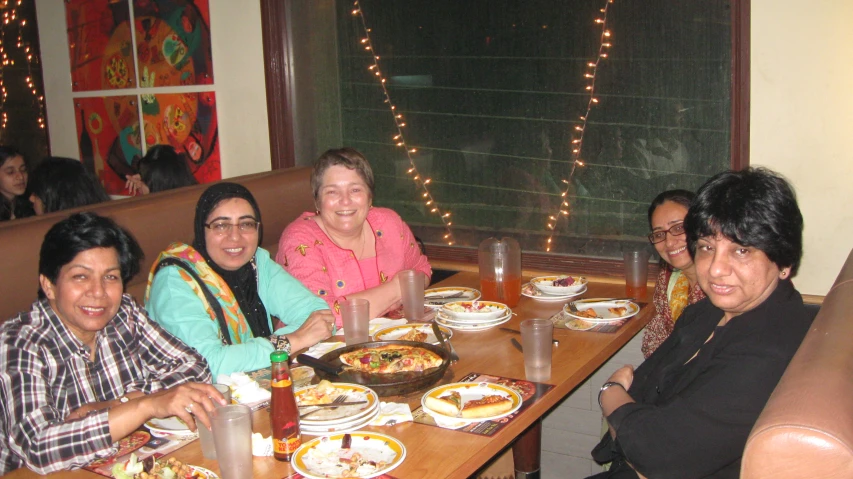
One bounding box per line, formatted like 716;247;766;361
139;145;198;193
311;147;375;202
28;157;110;214
684;167;804;275
39;213;144;296
0;145;22;168
647;189;695;227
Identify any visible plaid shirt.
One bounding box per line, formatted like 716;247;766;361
0;295;212;475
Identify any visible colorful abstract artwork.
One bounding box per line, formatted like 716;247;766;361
74;96;143;195
66;0;136;92
142;91;220;183
133;0;214;87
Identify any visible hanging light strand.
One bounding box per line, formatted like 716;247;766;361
544;0;614;252
351;1;455;246
0;0;45;130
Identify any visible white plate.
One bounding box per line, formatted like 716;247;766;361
435;313;511;331
521;282;587;301
441;301;508;320
144;417;195;437
292;432;406;479
424;286;481;307
296;383;379;424
530;275;588;295
563;299;640;322
191;466;219;479
372;322;453;345
300;407;381;435
435;309;512;326
421;382;523;423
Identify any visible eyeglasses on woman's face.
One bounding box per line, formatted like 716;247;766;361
204;219;260;236
648;222;685;244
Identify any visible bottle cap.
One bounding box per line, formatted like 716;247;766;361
270;350;289;362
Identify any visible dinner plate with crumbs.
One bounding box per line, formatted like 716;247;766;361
435;312;512;331
441;301;508;320
424;286;481;306
292;432;406;479
521;282;587;301
421;382;523;424
372;322;453;344
563;299;640;322
295;382;379;423
530;275;588;295
144;416;195;437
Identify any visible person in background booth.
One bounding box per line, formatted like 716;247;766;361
591;168;812;479
641;189;706;358
0;213;221;475
0;146;34;221
145;182;334;378
125;145;198;196
276;147;431;326
28;157;110;215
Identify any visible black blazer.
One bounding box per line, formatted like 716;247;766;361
591;279;811;479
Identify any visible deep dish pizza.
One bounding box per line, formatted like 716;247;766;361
339;344;443;373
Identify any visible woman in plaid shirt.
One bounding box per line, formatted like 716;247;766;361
0;213;225;475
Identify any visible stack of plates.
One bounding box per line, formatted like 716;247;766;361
295;383;380;436
435;300;512;331
523;275;588;302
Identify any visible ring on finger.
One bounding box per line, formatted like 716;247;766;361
185;402;194;414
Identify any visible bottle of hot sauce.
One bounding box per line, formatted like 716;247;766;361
270;351;301;461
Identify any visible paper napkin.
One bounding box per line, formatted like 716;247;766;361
216;372;271;404
368;402;414;426
298;341;346;361
251;433;273;457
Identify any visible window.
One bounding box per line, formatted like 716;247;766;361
274;0;743;269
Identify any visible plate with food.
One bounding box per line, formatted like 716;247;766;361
296;380;379;423
144;416;194;437
292;432;406;479
373;322;453;344
441;301;508;320
421;382;523;423
88;431;152;468
563;317;596;331
315;341;451;397
563;299;640;322
522;282;587;301
300;407;381;436
435;312;512;331
424;286;481;307
529;275;588;296
111;454;218;479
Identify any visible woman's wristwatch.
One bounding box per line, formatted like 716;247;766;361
271;335;292;354
598;381;626;408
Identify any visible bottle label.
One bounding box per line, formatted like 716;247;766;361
273;436;301;454
271;378;292;388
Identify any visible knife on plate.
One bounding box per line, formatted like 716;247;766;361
296;354;345;376
499;327;560;347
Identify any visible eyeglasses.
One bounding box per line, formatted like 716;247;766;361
204;220;260;236
648;222;685;244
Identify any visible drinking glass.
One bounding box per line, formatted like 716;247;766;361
211;404;253;479
398;269;425;321
520;319;554;382
341;298;370;345
197;383;231;459
623;249;651;299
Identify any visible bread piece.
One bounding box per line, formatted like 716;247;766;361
460;395;513;418
425;391;462;416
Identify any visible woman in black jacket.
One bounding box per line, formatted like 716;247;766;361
590;167;811;479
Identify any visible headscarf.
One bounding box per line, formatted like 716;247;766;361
193;182;271;338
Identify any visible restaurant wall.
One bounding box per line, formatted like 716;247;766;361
751;0;853;296
34;0;272;179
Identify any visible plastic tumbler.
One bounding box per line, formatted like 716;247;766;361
197;383;231;459
212;404;254;479
520;319;554;382
398;270;425;321
623;249;651;299
341;298;370;345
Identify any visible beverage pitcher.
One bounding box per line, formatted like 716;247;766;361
478;237;522;307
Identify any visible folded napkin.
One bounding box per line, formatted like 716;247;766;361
428;412;470;430
216;372;271;404
334;318;409;338
297;341;345;361
251;433;273;457
368;402;413;426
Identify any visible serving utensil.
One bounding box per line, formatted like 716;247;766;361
432;322;460;362
299;395;353;419
499;327;560;347
573;297;635;304
297;401;368;408
510;337;524;353
424;290;465;300
296;354;345;376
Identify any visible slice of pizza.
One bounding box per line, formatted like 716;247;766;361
339;345;443;373
399;328;428;342
608;306;628;316
460;394;514;418
425;391;462;416
575;308;601;319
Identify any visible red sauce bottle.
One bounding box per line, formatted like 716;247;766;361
270;351;301;461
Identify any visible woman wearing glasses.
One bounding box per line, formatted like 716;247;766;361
641;190;706;358
145;183;334;377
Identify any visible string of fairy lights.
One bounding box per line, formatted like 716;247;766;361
0;0;45;131
544;0;614;252
350;0;456;246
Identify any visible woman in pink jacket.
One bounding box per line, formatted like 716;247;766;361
277;148;431;327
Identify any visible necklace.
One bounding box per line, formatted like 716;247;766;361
354;224;367;259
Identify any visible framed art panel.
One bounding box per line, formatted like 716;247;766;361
66;0;136;92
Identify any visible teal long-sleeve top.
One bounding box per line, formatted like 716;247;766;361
145;248;328;377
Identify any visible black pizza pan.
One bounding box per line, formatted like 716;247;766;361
313;340;451;397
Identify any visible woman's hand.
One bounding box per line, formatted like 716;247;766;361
138;383;226;432
608;365;635;390
124;174;150;196
286;310;335;352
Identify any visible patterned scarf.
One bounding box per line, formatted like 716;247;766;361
669;271;691;323
145;242;250;343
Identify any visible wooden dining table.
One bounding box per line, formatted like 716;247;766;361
5;271;651;479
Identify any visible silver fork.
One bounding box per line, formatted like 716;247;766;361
299;394;348;419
